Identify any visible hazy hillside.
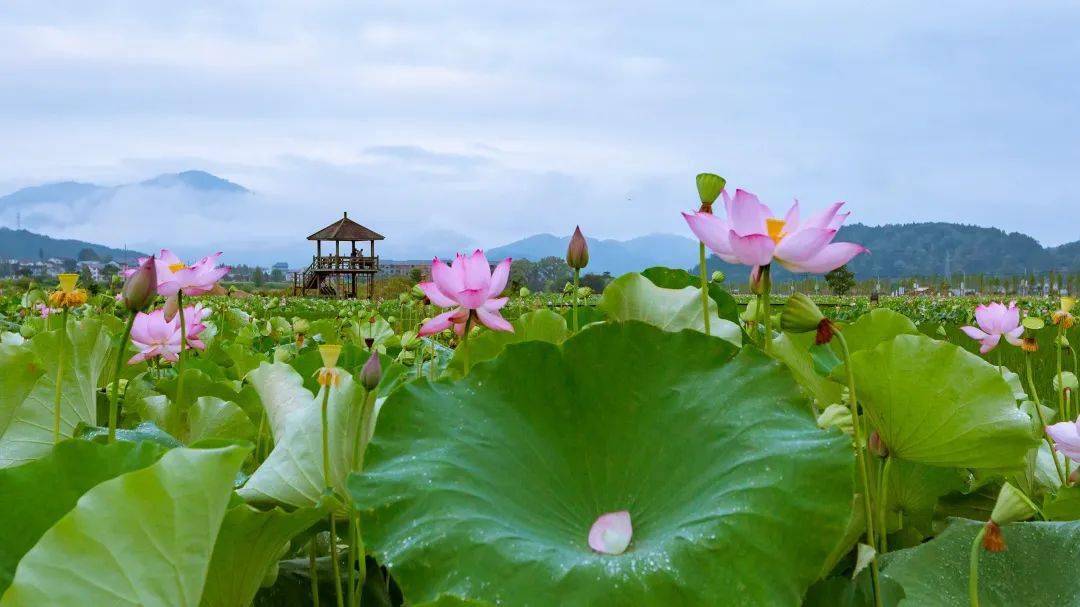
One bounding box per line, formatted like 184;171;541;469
0;227;143;261
488;233;699;275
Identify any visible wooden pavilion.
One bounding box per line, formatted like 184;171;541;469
293;212;385;298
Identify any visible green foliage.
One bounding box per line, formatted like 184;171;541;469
598;272;741;345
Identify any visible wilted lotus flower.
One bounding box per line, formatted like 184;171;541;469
588;511;632;555
418;250;514;336
960;302;1023;354
154;249;229;296
566;226;589;270
1046;414;1080;461
121;255;157;312
683;190;866;273
1053;296;1076;329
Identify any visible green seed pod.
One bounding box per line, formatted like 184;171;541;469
695;173;726;206
990;482;1037;526
780;293;826;333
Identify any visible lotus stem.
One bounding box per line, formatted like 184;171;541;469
320;382;345;607
107;312;137;442
699;242;710;336
1025;352;1067;486
461;313;474;375
878;456;892;553
53;308;69;444
1057;324;1066;421
309;536;320;607
573;268;580;333
175;289;187;409
761;265;772;354
835;331;882;607
969;525;987;607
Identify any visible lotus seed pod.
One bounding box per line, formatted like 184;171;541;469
318;343;342;368
780;292;826;334
695;173;726;207
990;482;1037;526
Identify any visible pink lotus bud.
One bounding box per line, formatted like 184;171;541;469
868;431;888;458
163;294;180;321
360;351;382;391
566;226;589;270
121;255;157;312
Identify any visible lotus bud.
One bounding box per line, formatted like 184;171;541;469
364;337;375;349
318;344;342;369
711;271;725;284
292;318;310;334
695;173;726;211
1070;466;1080;486
868;431;888;458
780;292;836;345
163;294;180;321
983;482;1036;552
749;266;765;294
566;226;590;270
410;284;426;301
519;286;531;297
360;351;382;391
121;255;157;312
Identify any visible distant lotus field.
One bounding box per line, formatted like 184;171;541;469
0;175;1077;606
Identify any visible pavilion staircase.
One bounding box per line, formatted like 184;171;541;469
296;262;340;297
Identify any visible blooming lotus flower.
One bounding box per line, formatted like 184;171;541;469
154;249;229;296
961;301;1023;354
1046;415;1080;461
128;305;210;364
588;511;632;555
682;189;866;273
417;250;513;336
129;309;182;364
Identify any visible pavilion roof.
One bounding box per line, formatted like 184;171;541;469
307;212;385;241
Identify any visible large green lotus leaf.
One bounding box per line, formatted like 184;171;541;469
239;364;362;510
0;440;164;594
0;346;44;448
189;397;256;444
640;265;739;323
0;318;111;468
447;309;569;378
598;272;741;346
140;369;262;441
0;444;248;606
833;335;1036;468
350;322;853;606
834;309;919;354
200;503;324;607
247;361;316;441
883;519;1080;606
1044;485;1080;521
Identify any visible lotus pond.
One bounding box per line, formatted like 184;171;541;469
0;258;1077;606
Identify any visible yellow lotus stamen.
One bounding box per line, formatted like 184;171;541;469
765;218;786;244
168;262;187;273
316;367;342;388
319;344;343;368
57;273;79;293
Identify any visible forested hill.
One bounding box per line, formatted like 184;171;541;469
0;227;142;261
700;222;1079;280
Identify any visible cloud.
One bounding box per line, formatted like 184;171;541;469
0;1;1079;251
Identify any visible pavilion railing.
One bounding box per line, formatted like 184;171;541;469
310;255;380;272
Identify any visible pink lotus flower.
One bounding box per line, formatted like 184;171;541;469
35;303;57;318
417;250;513;336
1046;415;1080;461
128;305;210;364
153;249;229;296
960;301;1023;354
588;511;632;555
682;189;866;274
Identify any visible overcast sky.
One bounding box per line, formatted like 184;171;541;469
1;1;1078;263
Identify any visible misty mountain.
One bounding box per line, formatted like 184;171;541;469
493;223;1080;279
0;170;248;213
487;233;700;276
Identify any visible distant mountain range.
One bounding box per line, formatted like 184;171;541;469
490;223;1080;279
0;227;142;262
0;170;248;213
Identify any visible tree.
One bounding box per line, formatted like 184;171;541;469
824;265;855;296
252;266;267;286
269;268;285;282
409;267;424;284
77;248;100;262
580;272;613;293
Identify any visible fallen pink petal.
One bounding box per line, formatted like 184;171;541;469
588;511;633;555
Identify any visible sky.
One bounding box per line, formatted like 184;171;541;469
1;1;1078;265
